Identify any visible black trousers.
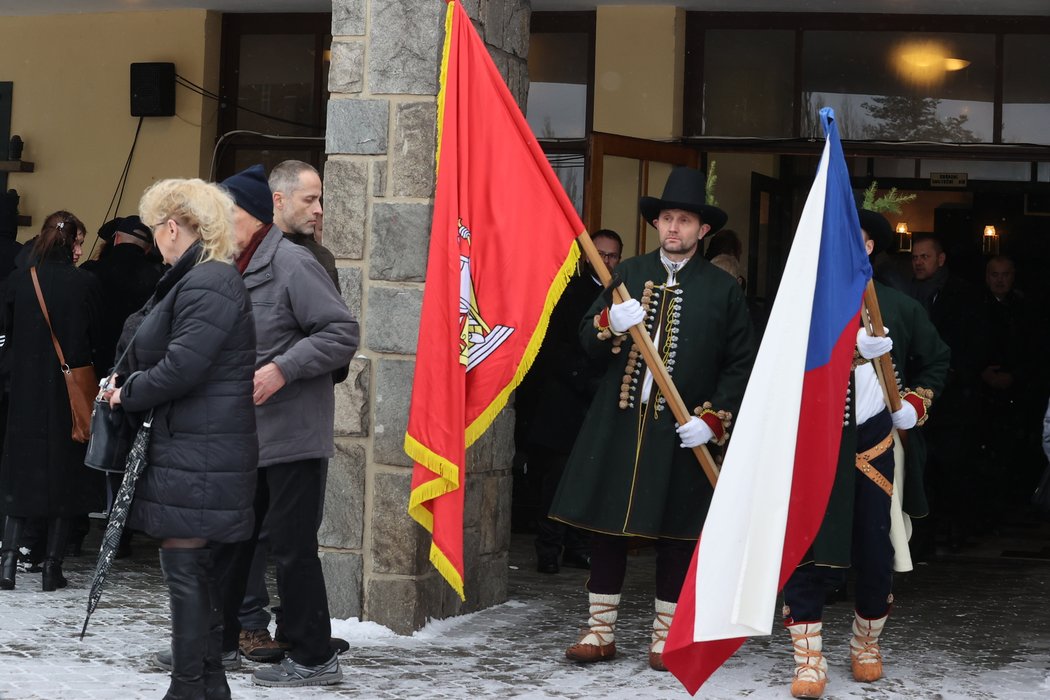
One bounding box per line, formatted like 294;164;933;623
783;410;895;623
587;532;695;602
532;448;591;562
214;458;332;666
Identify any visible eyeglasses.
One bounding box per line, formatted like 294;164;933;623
597;251;620;261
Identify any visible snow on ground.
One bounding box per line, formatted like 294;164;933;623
2;532;1050;698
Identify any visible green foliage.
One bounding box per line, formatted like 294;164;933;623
862;180;916;215
706;161;718;207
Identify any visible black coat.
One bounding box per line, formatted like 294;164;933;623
81;243;163;372
0;252;104;517
518;272;608;453
118;243;258;542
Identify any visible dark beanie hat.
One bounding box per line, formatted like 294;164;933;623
115;215;152;243
221;164;273;225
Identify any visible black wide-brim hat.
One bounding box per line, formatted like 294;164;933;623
857;208;893;256
639;167;728;233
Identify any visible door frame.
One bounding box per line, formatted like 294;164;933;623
585;132;700;255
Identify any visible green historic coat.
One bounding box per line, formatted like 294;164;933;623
549;251;755;540
809;281;950;566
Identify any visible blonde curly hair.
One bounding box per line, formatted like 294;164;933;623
138;178;237;264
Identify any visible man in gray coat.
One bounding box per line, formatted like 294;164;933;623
216;164;359;687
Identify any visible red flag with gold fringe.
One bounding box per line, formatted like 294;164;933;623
405;0;583;600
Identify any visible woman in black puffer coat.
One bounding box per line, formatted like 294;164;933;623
109;178;257;700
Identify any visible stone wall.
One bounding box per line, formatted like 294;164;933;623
322;0;530;635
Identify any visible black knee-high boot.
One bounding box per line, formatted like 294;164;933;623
1;516;25;590
42;517;70;591
203;551;231;700
161;547;211;700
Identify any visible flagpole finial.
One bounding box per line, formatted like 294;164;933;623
819;107;837;138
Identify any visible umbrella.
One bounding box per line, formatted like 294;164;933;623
80;410;154;639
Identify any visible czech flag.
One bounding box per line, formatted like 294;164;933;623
662;109;871;693
405;1;583;600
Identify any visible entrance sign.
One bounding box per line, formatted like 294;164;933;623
930;171;968;187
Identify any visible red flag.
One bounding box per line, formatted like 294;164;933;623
663;110;871;693
405;0;583;600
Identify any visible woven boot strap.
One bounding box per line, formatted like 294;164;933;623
579;601;618;645
852;621;884;662
790;629;825;678
855;433;894;497
651;609;673;650
852;635;882;662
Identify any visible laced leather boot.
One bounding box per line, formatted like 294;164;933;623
850;612;888;682
787;621;827;699
565;593;619;663
648;598;676;671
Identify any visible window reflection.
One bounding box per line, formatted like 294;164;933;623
701;30;794;138
801;32;994;142
1003;35;1050;145
527;33;589;139
546;152;585;216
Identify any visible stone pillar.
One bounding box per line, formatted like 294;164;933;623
322;0;530;635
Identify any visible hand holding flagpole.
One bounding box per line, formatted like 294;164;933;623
576;231;720;487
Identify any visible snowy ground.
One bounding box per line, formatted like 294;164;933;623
2;527;1050;699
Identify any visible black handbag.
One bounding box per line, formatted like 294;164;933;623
84;395;135;473
83;324;143;473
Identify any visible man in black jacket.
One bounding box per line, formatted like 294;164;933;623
82;216;163;373
906;233;987;552
518;230;622;574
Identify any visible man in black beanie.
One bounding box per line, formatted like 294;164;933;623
215;164;357;687
221;163;274;226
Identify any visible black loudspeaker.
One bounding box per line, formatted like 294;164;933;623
130;62;176;117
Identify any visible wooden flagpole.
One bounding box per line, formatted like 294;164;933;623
861;280;903;415
576;231;720;488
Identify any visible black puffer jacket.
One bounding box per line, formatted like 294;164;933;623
119;242;258;542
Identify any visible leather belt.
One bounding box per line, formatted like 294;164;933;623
855;433;894;497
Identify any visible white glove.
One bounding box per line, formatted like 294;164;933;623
609;299;645;334
676;416;714;448
891;401;917;430
856;326;892;360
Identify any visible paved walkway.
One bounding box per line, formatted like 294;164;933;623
1;520;1049;699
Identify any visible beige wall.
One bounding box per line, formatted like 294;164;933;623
1;10;221;246
707;152;779;272
593;6;684;139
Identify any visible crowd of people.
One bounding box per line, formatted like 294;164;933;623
0;154;1046;700
0;160;359;698
514;167;1050;699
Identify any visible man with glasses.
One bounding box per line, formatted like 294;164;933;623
516;229;624;575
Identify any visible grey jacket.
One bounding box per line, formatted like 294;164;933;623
244;225;359;467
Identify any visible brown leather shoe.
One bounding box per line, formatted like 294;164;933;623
565;640;616;663
239;628;285;663
648;651;667;671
